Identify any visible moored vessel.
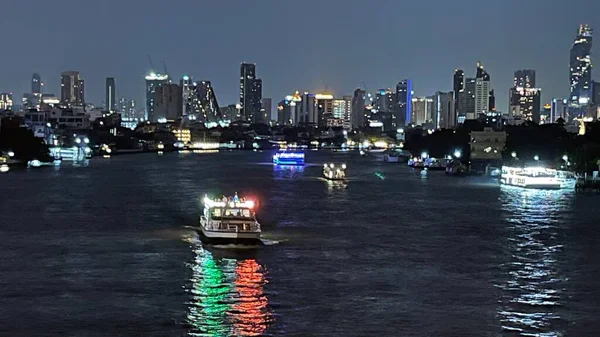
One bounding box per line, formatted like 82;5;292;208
323;163;346;181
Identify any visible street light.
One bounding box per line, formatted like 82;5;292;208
421;152;428;159
453;149;462;159
562;155;568;162
511;151;517;158
534;155;540;161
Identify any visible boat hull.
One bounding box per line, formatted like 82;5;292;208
197;227;262;246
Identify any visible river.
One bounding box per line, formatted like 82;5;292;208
0;150;599;336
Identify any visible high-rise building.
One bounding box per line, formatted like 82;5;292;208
489;90;496;112
434;91;455;129
262;98;272;122
569;24;593;114
460;78;476;119
31;73;42;95
315;93;334;125
396;80;412;126
105;77;116;112
152;83;182;122
239;63;263;123
410;97;433;125
509;87;541;123
333;96;352;129
181;75;193;115
0;93;13;111
119;98;137;120
145;72;169;121
475;79;490;117
514;69;536;88
60;71;85;106
186;80;220;122
453;69;464;116
351;89;366;128
551;98;569;122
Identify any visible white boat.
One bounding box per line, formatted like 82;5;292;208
323;163;346;181
500;166;574;190
198;195;262;246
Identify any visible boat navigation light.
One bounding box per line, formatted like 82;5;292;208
342;164;347;169
329;163;334;168
246;200;255;209
534;155;540;161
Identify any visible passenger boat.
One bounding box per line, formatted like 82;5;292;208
198;194;262;246
500;166;576;190
323;163;346;181
272;150;305;165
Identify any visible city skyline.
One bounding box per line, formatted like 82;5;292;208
0;1;599;113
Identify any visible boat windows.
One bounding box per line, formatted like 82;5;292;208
209;208;252;219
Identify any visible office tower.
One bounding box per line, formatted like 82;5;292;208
474;61;491;117
181;75;193;115
105;77;116;112
489;90;496;111
434;91;455;129
351;89;366;128
460;78;476;119
551;98;569;122
453;69;464;116
410;97;433;125
262;98;272;122
31;73;42;95
145;72;169;121
152;84;182;122
0;93;13;111
60;71;85;106
300;92;316;125
509;87;542;122
514;70;536;88
239;63;263;123
396;79;412;126
569;24;593;114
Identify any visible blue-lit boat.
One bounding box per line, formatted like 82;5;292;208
272;150;305;165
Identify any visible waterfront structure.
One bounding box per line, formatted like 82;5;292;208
396;80;412;126
239;63;263;123
145;72;169;121
152;83;182;122
105;77;116;112
569;24;593;115
434;91;455;129
351;88;366;128
60;71;85;106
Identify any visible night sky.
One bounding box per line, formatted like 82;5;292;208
2;0;599;112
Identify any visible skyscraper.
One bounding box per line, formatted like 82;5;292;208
239;63;263;123
31;73;42;95
434;91;455;129
181;75;193;115
509;87;541;123
105;77;116;112
60;71;85;106
186;80;221;122
514;70;536;88
351;89;366;128
262;98;272;122
145;72;169;121
460;78;476;119
453;69;464;116
152;83;182;122
410;97;433;126
569;24;593;114
396;80;412;126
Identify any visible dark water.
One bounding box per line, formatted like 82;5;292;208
1;150;600;336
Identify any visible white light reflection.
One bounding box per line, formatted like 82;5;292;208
497;187;573;335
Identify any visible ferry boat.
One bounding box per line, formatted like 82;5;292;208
500;166;574;190
198;195;262;246
323;163;346;181
273;150;305;165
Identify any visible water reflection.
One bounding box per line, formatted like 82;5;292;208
186;245;272;336
498;187;572;335
272;165;304;180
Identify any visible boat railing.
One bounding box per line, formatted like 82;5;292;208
201;217;261;232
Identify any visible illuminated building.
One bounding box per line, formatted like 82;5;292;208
172;128;191;143
152;83;182;122
569;24;593;115
540;104;551;124
186;80;221;123
262;98;272;121
351;88;366;128
145;72;169;121
470;127;506;172
396;79;412;126
0;93;13;111
105;77;116;112
514;69;536;88
181;75;193;115
475;69;490;116
453;69;464;116
434;91;455;129
459;78;476;120
119;98;136;120
410;97;433;126
60;71;85;106
509;70;542;123
240;63;263;123
301;92;316;125
315;93;334;125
